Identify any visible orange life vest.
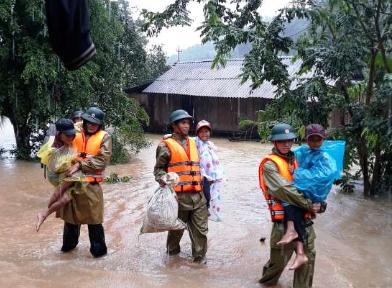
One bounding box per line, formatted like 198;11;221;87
74;130;107;182
162;137;203;193
259;154;311;221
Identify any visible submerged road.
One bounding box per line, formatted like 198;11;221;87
0;134;391;288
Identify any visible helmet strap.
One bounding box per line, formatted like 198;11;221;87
172;121;189;138
272;145;295;162
83;120;102;135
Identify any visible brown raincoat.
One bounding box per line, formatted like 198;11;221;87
59;133;112;225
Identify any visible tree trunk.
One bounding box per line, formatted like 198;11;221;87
369;141;382;196
365;50;377;105
358;138;370;196
9;116;32;160
341;84;354;118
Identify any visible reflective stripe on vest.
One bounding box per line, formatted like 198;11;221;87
74;130;107;183
162;137;203;193
168;161;200;167
259;154;311;221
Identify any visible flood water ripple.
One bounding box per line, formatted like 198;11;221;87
0;134;392;288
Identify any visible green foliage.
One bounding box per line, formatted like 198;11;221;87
0;0;167;161
146;45;170;81
334;174;356;194
240;76;337;142
286;0;392;195
166;16;309;63
141;0;193;37
110;131;131;164
142;0;392;195
110;113;152;165
104;172;132;183
328;126;360;194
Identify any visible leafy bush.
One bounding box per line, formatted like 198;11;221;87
104;172;132;183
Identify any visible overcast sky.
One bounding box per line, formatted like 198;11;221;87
128;0;291;56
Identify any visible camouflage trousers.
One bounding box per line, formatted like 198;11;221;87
166;191;209;261
259;222;316;288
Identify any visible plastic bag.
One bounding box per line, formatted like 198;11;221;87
141;174;185;234
293;144;342;202
320;140;346;174
46;146;79;189
47;146;77;173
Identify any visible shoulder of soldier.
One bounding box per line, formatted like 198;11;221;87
156;140;171;159
162;134;172;140
101;131;111;143
160;133;176;146
263;159;279;173
157;140;169;150
101;130;110;138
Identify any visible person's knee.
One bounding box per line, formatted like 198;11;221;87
168;229;185;239
190;211;208;234
190;222;208;236
305;249;316;262
304;238;316;261
59;194;71;206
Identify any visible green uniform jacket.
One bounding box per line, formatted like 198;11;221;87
59;133;112;225
262;160;313;211
154;133;206;210
259;154;316;288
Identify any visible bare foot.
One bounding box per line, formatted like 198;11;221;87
36;212;46;232
289;253;308;270
277;230;298;245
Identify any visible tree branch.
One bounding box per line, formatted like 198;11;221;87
340;83;354;118
375;0;392;73
350;1;375;42
365;50;377;105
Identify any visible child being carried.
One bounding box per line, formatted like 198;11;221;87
36;119;86;231
277;124;341;270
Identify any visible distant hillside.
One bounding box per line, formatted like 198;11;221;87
167;42;252;65
167;18;308;65
167;42;216;65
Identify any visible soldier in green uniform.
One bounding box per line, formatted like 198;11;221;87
70;110;84;123
154;109;208;264
258;123;324;288
60;107;112;258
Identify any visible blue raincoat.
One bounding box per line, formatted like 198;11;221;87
293;142;343;202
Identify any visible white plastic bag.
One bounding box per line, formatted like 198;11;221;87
141;175;186;234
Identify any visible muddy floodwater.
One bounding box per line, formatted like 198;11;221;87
1;134;392;288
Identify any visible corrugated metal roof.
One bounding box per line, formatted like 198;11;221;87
143;57;315;99
124;82;153;94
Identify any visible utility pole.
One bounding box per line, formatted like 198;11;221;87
176;46;182;63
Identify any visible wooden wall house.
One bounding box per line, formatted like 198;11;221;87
126;57;317;138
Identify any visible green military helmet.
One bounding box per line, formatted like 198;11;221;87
169;109;193;124
268;123;297;141
82;107;105;125
71;110;84;120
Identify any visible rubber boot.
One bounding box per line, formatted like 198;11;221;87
88;224;107;258
61;222;80;252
